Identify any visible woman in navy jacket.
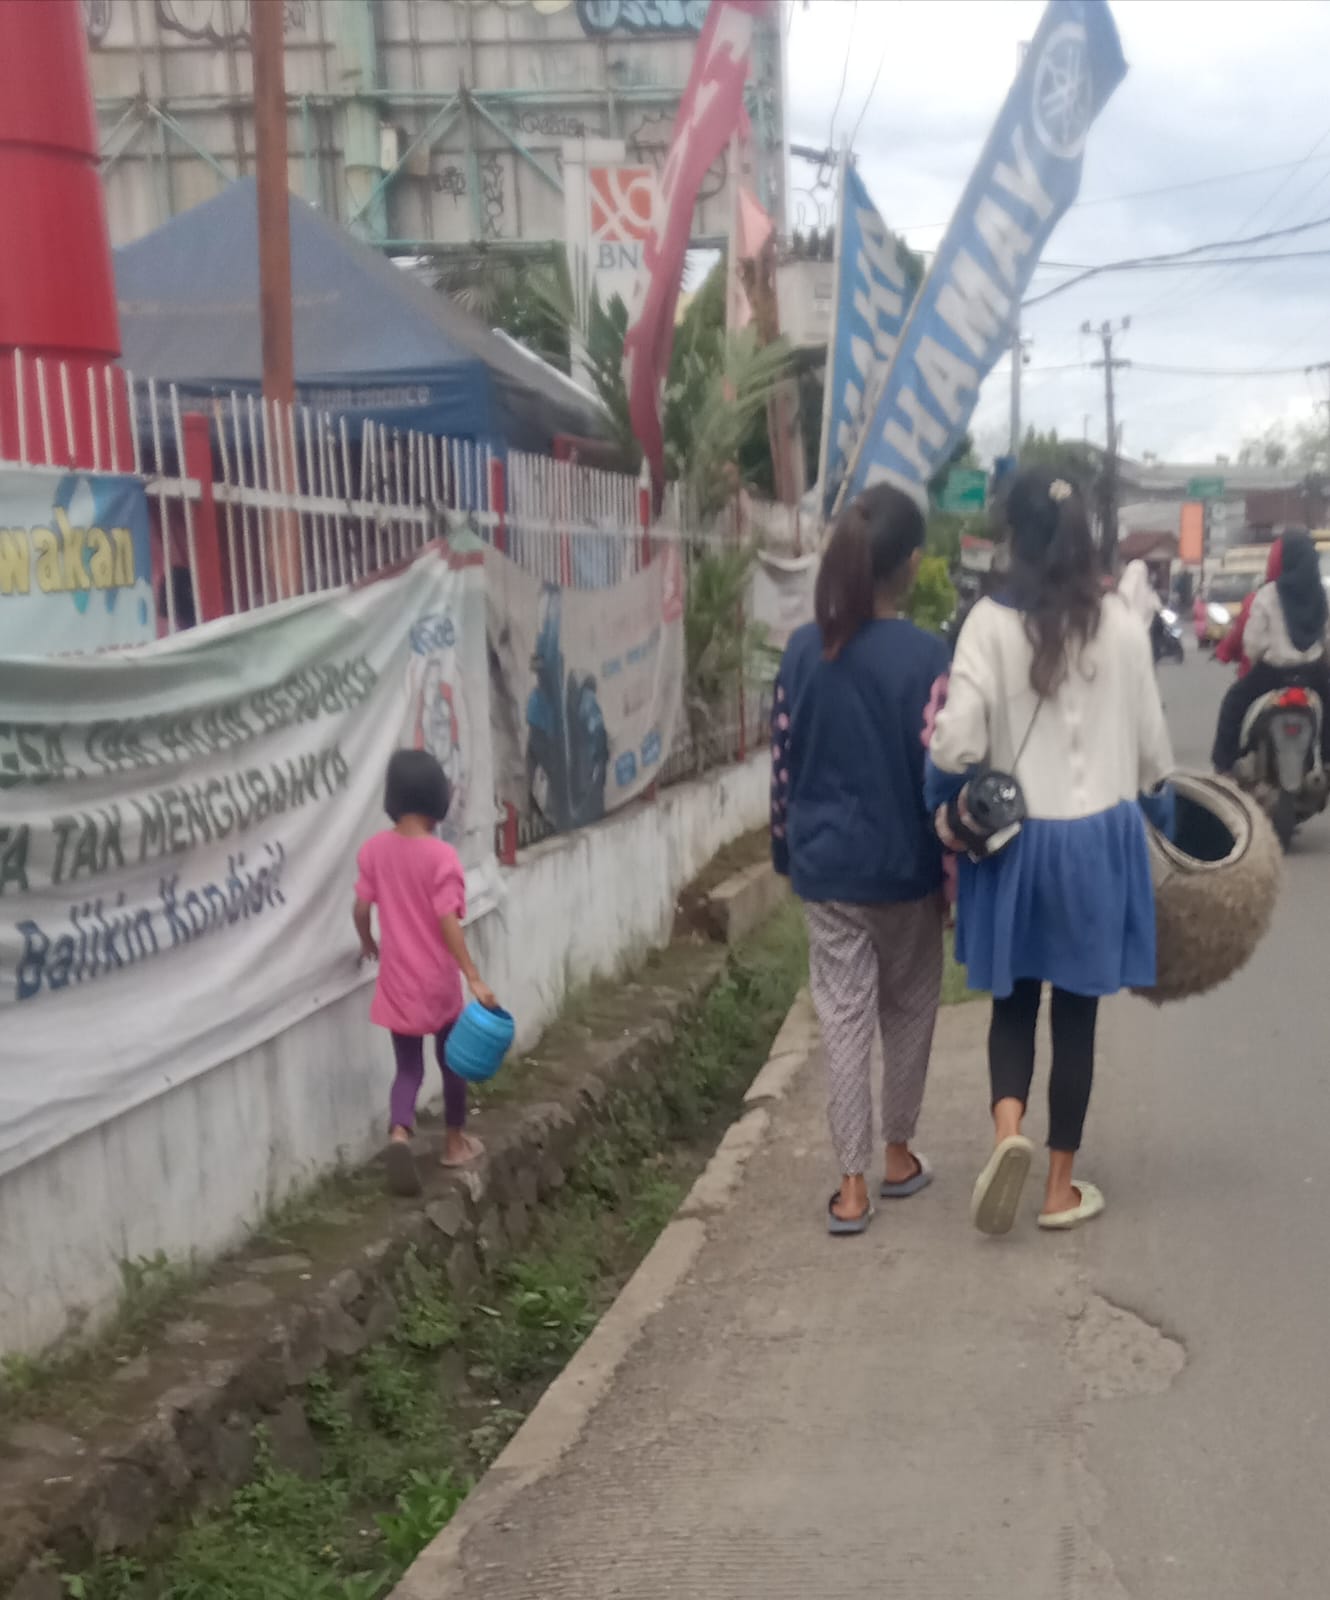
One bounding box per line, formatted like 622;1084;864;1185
771;484;949;1234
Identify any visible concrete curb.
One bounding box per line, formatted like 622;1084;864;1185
0;951;733;1596
389;988;819;1600
702;860;788;944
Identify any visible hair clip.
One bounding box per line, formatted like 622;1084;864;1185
1049;479;1073;502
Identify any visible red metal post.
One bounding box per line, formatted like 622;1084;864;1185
181;411;227;622
252;0;300;598
488;455;508;554
498;801;518;868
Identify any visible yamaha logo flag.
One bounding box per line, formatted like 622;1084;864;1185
838;0;1127;510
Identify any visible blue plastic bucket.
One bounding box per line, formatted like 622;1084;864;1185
445;1002;515;1083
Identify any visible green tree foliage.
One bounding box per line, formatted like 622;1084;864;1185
1239;419;1327;477
925;508;989;564
432;249;573;374
1017;426;1101;496
906;554;957;634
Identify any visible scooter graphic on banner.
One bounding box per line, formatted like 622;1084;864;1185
525;585;610;831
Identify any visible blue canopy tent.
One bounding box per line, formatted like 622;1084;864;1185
114;177;608;453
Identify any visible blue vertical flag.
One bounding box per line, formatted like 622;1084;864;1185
839;0;1127;509
817;159;916;517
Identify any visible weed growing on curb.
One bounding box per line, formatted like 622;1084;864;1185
60;905;809;1600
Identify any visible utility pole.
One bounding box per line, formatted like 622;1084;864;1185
253;0;298;595
1309;361;1330;478
1084;317;1131;570
1009;323;1031;457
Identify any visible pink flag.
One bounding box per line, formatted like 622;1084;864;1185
622;0;768;492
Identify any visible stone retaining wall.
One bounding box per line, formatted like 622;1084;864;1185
0;949;728;1597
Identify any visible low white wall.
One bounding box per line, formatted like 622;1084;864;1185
0;757;768;1359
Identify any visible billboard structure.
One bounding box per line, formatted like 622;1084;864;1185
86;0;787;255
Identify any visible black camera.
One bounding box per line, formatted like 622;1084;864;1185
944;770;1027;859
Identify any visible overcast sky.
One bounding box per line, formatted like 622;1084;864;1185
784;0;1330;467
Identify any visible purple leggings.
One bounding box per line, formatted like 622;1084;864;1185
389;1028;467;1133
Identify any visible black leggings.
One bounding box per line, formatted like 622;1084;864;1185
989;981;1099;1152
1212;659;1330;772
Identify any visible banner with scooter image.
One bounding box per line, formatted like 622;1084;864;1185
486;546;685;834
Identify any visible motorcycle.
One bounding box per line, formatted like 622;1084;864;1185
1152;607;1185;665
1233;684;1328;850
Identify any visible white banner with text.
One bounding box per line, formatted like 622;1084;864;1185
0;551;497;1176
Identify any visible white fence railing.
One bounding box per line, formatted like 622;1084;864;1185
2;350;772;852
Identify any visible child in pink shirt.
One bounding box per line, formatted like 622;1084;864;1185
354;749;498;1196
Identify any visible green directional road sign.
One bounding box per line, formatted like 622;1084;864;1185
1186;476;1225;500
939;467;987;513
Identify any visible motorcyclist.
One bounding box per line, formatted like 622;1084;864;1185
1216;537;1282;679
1120;558;1175;663
1212;528;1330;772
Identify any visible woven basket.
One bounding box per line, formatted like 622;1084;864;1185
1134;773;1282;1005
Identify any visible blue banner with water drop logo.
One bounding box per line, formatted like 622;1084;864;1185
839;0;1126;509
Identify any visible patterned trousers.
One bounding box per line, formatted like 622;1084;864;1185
805;896;944;1176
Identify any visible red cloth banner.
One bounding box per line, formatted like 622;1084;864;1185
622;0;767;492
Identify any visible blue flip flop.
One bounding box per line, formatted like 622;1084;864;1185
879;1154;933;1200
827;1193;872;1235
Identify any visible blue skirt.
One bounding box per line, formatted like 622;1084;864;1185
954;801;1158;999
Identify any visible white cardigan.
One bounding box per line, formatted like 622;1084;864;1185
931;596;1174;823
1245;582;1330;668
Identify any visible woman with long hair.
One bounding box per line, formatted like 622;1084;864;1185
771;484;950;1235
1212;528;1330;772
927;469;1173;1235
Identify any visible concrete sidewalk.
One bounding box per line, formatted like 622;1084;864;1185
394;994;1182;1600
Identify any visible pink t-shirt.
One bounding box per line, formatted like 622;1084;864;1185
355;831;466;1036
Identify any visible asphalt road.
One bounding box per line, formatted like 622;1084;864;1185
1087;644;1330;1598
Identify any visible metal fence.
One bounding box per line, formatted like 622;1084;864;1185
2;352;769;856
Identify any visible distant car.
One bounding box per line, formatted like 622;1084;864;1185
1201;570;1261;646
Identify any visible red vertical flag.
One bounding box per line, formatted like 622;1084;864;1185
622;0;769;493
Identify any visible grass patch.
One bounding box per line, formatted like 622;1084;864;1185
61;904;808;1600
0;1167;384;1432
942;928;981;1007
0;1252;202;1427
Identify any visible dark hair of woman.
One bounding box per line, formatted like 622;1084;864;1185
1003;467;1102;697
1273;527;1328;651
384;748;452;824
814;482;926;660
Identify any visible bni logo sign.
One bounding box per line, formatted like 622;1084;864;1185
588;166;655;273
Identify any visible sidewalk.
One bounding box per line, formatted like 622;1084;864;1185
393;995;1179;1600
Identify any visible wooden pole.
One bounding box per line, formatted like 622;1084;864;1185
252;0;300;596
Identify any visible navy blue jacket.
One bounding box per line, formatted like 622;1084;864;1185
771;618;949;905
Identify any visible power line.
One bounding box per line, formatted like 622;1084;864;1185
846;40;887;154
1132;116;1330;323
896;151;1330;235
1022;359;1320;379
824;0;857;151
1129;360;1319;378
1020;213;1330;310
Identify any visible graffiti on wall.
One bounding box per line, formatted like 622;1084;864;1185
429;157;507;238
481;155;506;239
575;1;709;33
154;0;309;46
433;167;468;204
81;0;113;45
514;108;591;140
523;0;706;33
